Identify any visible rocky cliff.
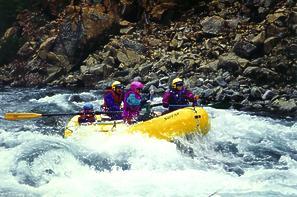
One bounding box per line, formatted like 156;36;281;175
0;0;296;117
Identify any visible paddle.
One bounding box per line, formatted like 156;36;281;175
149;103;163;107
168;104;196;108
3;111;122;121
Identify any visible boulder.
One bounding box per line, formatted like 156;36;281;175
45;66;63;83
199;60;219;73
150;2;176;22
250;86;263;100
201;16;225;35
218;53;249;72
2;27;18;40
264;37;279;54
116;49;142;67
139;64;152;76
272;98;297;113
233;41;258;59
285;43;297;58
262;90;276;100
215;76;227;87
17;42;35;57
53;5;117;58
251;31;266;44
39;36;56;51
243;66;278;82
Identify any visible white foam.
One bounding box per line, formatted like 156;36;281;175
1;106;297;196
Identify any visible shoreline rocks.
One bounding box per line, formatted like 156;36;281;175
0;0;296;118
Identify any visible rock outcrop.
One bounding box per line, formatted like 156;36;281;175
0;0;296;118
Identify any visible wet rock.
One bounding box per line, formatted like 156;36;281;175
0;0;296;119
252;102;263;110
272;98;297;113
64;74;80;86
68;93;97;102
262;90;276;100
81;74;99;87
215;87;225;101
203;89;215;98
230;92;245;102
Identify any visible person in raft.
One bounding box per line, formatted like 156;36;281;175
162;77;199;112
122;81;144;124
102;81;124;120
78;103;96;124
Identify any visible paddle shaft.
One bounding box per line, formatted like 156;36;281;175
42;111;122;117
169;104;197;107
4;111;122;121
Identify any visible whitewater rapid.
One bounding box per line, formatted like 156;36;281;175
0;88;297;196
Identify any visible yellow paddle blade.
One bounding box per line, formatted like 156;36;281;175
4;113;43;120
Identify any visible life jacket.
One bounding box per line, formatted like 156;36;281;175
78;109;96;124
167;88;190;111
123;89;141;123
102;88;123;110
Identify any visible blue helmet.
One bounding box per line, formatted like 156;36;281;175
83;103;94;110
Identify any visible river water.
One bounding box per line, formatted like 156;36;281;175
0;87;297;197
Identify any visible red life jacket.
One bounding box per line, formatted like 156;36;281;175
78;109;96;124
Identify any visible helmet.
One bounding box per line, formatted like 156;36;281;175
172;77;183;89
83;103;94;110
111;81;122;90
130;81;144;92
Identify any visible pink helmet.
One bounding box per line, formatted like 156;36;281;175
130;81;144;91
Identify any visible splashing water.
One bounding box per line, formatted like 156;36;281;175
0;88;297;196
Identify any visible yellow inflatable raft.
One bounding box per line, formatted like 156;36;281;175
64;107;210;141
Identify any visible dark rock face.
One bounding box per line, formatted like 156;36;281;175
1;2;119;87
0;0;296;117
